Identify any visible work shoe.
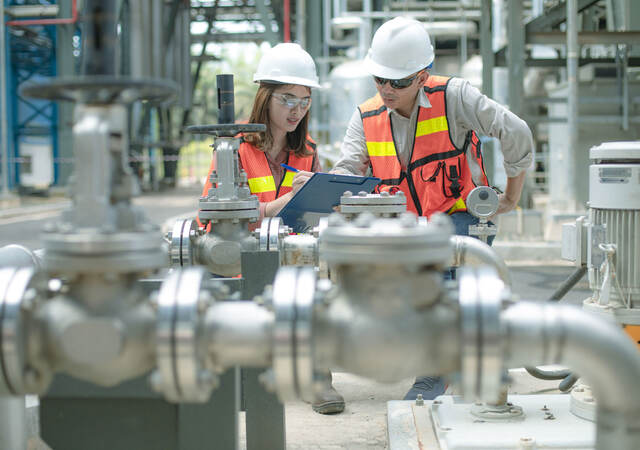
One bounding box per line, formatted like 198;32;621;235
312;384;345;414
403;376;446;400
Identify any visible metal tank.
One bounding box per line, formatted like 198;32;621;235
327;60;377;149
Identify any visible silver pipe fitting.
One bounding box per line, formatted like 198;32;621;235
205;301;274;368
502;302;640;449
192;221;257;276
0;245;42;271
450;235;511;287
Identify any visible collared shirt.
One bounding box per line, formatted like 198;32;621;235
333;77;533;183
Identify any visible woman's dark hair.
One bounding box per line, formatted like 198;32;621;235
243;82;313;157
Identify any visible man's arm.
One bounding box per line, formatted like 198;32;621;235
448;79;534;214
331;109;370;176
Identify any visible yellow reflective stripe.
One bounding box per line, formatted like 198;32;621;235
447;197;466;214
248;176;276;193
282;170;294;187
416;116;448;137
367;141;397;157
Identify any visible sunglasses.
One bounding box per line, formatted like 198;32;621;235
272;93;312;109
374;71;423;89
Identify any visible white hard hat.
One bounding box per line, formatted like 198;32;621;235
364;17;434;80
253;43;321;88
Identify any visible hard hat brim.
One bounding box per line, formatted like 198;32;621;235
363;54;430;80
253;74;321;89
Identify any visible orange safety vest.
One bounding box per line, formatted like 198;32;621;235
360;75;489;217
200;137;316;202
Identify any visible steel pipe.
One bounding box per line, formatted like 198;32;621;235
450;236;511;287
502;302;640;449
0;245;42;271
205;302;274;368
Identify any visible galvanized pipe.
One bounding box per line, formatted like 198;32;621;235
567;0;579;210
450;236;511;287
502;302;640;449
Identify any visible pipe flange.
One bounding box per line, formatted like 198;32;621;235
198;198;259;211
458;267;506;403
155;267;217;403
319;212;452;266
0;268;33;395
198;208;260;222
569;384;596;422
258;217;285;252
339;191;407;217
169;219;197;267
272;267;316;402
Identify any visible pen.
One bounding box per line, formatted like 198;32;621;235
280;163;300;173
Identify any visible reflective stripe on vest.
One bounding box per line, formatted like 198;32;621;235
359;75;488;218
239;139;314;202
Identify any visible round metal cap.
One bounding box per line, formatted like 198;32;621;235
590;141;640;162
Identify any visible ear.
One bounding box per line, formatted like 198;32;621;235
418;70;429;85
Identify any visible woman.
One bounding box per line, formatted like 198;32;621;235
201;43;343;416
201;42;322;221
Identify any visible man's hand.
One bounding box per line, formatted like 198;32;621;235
489;171;526;220
291;170;314;193
495;192;518;215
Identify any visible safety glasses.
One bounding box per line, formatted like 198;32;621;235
272;93;312;109
374;71;423;89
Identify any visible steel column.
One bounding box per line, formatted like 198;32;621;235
1;0;9;196
507;0;524;116
480;0;493;98
56;0;75;186
567;0;579;211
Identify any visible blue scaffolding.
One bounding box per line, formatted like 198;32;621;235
5;0;60;189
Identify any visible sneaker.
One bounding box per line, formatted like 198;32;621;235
312;384;345;414
403;376;446;400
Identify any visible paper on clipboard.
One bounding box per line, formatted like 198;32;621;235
276;172;380;233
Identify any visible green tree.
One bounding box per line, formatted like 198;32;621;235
191;44;263;126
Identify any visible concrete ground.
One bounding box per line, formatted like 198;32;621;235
1;184;591;449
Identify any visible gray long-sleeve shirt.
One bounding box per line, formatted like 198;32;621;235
333;77;533;183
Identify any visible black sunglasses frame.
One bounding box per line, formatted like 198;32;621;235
374;71;423;89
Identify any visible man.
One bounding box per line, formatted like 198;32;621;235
333;16;534;400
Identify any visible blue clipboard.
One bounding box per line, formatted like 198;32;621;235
277;173;380;233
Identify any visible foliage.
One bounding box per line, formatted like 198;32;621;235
190;44;264;127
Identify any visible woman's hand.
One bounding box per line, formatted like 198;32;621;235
291;170;314;193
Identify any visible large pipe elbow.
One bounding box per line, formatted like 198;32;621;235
450;236;511;287
502;302;640;448
0;245;42;271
